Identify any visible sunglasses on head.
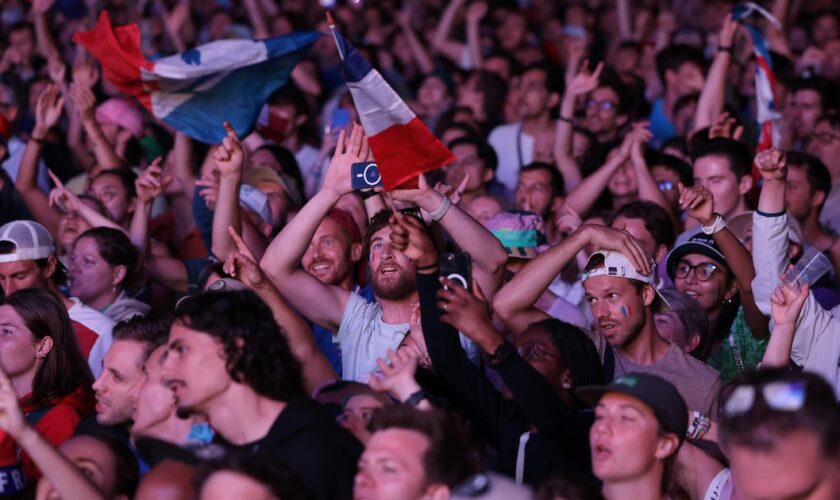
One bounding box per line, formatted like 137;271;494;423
723;380;807;418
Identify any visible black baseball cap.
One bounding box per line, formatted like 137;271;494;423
575;373;689;443
665;232;730;280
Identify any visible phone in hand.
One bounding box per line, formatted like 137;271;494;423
351;162;384;189
326;108;351;136
439;252;472;291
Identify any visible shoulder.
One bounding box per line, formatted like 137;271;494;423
67;299;116;332
488;124;519;141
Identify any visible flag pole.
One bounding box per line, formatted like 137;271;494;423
326;12;345;61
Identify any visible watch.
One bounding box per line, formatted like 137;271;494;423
488;342;515;365
403;389;428;407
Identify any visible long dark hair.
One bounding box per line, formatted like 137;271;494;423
1;289;93;406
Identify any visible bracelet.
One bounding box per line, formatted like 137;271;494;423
29;135;44;143
686;411;711;440
429;194;452;222
358;189;378;200
701;213;726;235
488;342;515;365
558;115;573;124
403;389;427;407
718;45;733;53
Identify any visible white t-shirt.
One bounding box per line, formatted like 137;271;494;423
337;292;409;382
2;136;49;193
488;123;533;194
67;298;114;379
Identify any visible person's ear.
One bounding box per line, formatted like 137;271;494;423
350;242;363;263
43;256;57;279
425;484;450;500
685;332;701;353
560;368;573;390
36;336;54;358
549;92;560;109
112;264;127;289
654;244;668;264
654;432;680;460
642;284;656;307
127;197;137;215
738;174;753;196
482;167;494;184
812;191;826;210
724;280;739;302
664;69;678;88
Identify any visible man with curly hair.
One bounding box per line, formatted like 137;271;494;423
161;290;361;500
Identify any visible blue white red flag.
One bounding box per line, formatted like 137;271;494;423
732;3;782;152
330;28;454;190
73;12;321;144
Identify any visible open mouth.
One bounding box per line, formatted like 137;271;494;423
379;265;398;276
310;262;332;274
593;443;612;461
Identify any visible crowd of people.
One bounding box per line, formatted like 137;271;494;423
0;0;839;498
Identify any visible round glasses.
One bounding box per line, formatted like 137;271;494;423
517;342;561;362
674;261;720;282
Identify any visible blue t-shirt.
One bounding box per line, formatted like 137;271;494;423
648;98;677;148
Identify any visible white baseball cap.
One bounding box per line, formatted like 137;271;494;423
582;250;670;311
0;220;56;263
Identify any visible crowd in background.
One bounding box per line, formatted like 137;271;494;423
0;0;839;499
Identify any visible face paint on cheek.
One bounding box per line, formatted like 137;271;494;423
620;305;630;317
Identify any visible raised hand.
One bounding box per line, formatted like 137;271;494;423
770;279;809;327
433;175;469;205
47;171;82;214
30;0;56;16
322;124;370;197
718;13;738;49
466;1;488;24
47;54;66;84
437;278;498;348
195;175;220;210
212;122;244;178
578;224;653;275
554;203;583;237
678;183;715;226
72;59;100;89
135;158;172;203
34;84;64;134
709;112;744;140
388;211;437;268
0;368;26;441
566;59;604;97
69;83;96;122
369;348;423;401
223;226;268;290
755;148;787;182
620;121;653;159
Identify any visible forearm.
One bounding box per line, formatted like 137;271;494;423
34;14;59;60
762;322;795;367
466;19;483;70
615;0;633;40
493;230;585;322
565;156;622;215
80;203;125;233
16;134;44;193
83;120;122;169
694;52;730;131
262;188;340;279
757;180;785;214
402;22;435;75
17;427;106;500
431;0;464;51
243;0;269;39
129;201;153;254
209;174;242;260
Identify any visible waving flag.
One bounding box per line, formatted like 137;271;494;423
732;3;782;153
73;12;321;144
329;23;454;190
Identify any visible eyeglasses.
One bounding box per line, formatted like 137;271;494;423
809;131;840;145
517;342;561;362
658;180;675;192
586;99;617;111
723;381;807;418
674;261;721;282
449;156;480;169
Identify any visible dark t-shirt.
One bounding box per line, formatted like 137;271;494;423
229;396;361;500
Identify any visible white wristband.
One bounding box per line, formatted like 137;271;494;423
430;194;452;222
701;214;726;235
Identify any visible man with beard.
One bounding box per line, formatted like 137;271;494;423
494;223;720;416
262;124;506;382
160;290;360;500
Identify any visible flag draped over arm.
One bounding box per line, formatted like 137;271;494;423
330;29;455;190
73;12;321;144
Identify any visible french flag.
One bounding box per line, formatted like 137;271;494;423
331;28;454;190
73;12;321;144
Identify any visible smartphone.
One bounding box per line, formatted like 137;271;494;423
439;252;472;290
326;108;351;136
351;161;383;189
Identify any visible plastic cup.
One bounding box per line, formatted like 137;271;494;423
783;247;832;288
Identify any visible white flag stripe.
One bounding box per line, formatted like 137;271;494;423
150;40;270;80
347;69;415;136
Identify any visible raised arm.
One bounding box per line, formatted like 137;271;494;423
225;227;337;393
396;7;435;75
260;126;368;330
0;372;105;500
679;183;770;339
629;123;675;220
208;123;246;261
31;0;60;60
15;85;64;236
430;0;469;64
465;2;487;70
694;14;737;131
130;160;170;254
564;133;633;216
494;224;652;335
390;177;507;298
69;84;122;171
763;282;808;367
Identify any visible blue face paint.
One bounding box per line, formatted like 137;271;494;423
620;306;629;317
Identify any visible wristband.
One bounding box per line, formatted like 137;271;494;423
29;135;44;143
429;194;452;222
558;115;573;124
701;213;726;235
718;45;733;53
488;342;515;365
358;189;378;200
403;389;427;407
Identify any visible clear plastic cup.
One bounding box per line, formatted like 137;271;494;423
783;247;833;288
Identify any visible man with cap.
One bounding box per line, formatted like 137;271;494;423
0;219;113;377
576;372;687;500
494;223;721;416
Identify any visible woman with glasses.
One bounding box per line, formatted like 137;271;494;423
667;185;769;382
